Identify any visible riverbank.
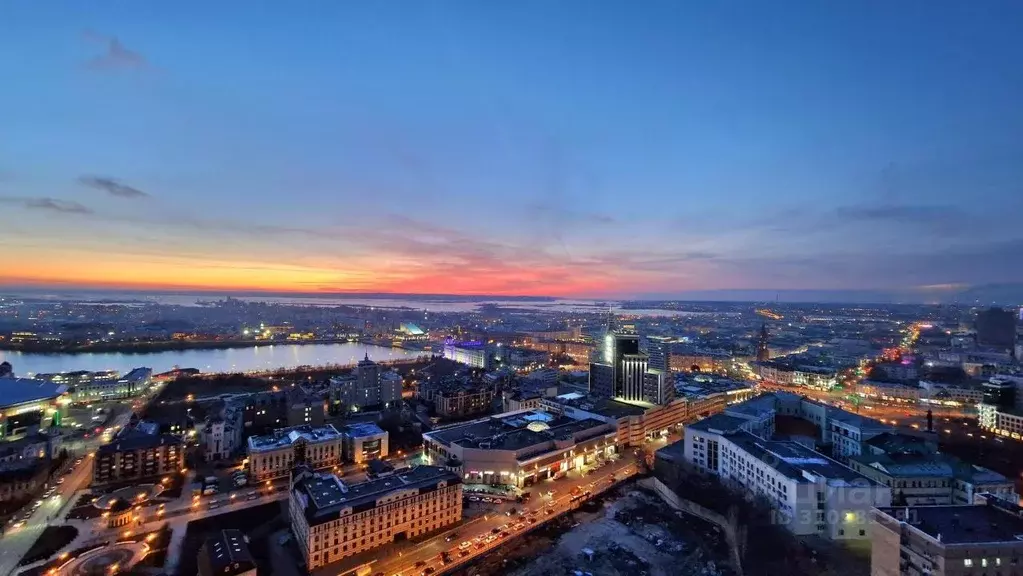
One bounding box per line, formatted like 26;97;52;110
0;337;429;356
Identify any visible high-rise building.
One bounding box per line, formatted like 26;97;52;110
976;307;1016;351
756;323;770;362
643;368;674;405
328;356;401;409
645;338;672;372
589;329;646;400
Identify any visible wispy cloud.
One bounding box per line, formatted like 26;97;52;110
0;196;93;214
77;175;149;199
83;31;147;71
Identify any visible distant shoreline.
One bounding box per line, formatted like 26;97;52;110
0;337;427;356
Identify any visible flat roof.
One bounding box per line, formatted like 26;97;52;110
98;430;182;454
295;465;460;525
424;409;609;452
0;377;68;408
728;431;879;485
248;424;342;452
345;422;386;438
687;413;753;434
548;394;648;419
876;501;1023;544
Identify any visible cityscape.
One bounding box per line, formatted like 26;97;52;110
3;3;1023;576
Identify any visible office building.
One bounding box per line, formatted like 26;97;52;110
198;530;256;576
589;329;660;403
643;368;675;405
645;338;672;372
93;429;183;486
341;423;389;463
684;422;890;540
848;432;1016;505
422;408;617;487
290;465;462;570
247;424;343;481
870;496;1023;576
976;307;1017;351
442;340;498;369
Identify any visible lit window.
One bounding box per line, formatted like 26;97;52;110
964;559;973;567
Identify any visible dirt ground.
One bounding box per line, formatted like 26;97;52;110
454;485;735;576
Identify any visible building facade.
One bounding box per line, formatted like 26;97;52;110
93;430;183;486
342;423;389;463
247;425;343;481
870;496;1023;576
290;465;462;571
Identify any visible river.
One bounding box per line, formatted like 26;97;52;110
0;342;428;377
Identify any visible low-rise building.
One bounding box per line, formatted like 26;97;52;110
93;429;183;486
848;432;1016;505
0;460;49;502
341;423;389;463
423;408;617;487
247;424;343;481
290;465;462;570
198;529;257;576
870;496;1023;576
0;377;69;441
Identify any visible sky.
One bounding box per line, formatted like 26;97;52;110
2;2;1023;300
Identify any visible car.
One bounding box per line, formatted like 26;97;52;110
458;541;471;550
414;561;426;568
527;517;537;524
490;528;500;535
422;569;435;576
513;523;524;530
458;550;469;558
445;532;459;542
506;508;518;516
11;520;25;529
56;477;65;484
545;508;554;516
499;531;509;538
468;496;479;502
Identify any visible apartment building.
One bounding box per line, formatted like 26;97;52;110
290;465;462;570
93;430;183;486
247;424;343;481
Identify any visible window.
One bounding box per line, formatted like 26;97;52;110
964;559;973;567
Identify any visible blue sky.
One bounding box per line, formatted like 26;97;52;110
2;1;1022;299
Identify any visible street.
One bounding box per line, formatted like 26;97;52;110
0;408;135;576
330;454;642;576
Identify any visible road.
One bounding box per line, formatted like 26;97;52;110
0;409;135;576
336;454;642;576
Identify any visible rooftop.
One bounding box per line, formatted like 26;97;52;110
345;422;386;438
0;377;68;408
687;413;754;435
97;430;183;454
294;465;460;526
547;394;648;419
728;431;879;485
424;409;610;452
199;529;255;576
248;424;342;452
876;499;1023;545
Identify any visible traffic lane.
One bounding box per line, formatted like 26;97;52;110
376;459;639;576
